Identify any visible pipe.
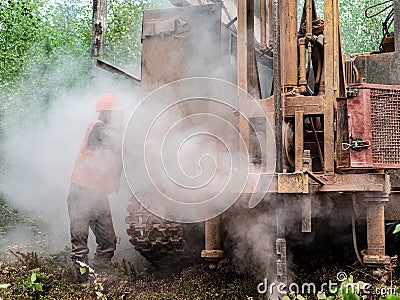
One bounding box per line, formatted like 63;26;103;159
205;218;222;251
201;217;225;268
268;0;273;46
306;0;313;93
299;38;307;93
366;196;386;256
273;0;282;173
362;192;390;266
273;0;287;287
281;0;298;88
306;0;313;39
260;0;267;51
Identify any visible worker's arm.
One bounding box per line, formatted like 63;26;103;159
87;122;123;194
87;122;107;150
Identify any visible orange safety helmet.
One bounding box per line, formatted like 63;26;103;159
95;94;122;112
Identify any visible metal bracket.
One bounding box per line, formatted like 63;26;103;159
278;173;309;193
304;171;326;186
96;59;142;87
342;139;371;151
201;250;225;261
363;255;391;266
143;18;190;37
276;238;287;283
347;87;359;97
302;195;312;232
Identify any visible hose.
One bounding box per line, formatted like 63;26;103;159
365;0;393;19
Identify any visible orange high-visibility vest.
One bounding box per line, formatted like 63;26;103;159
71;120;122;195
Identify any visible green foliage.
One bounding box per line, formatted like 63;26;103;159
23;0;93;91
284;294;308;299
0;0;159;134
338;0;391;54
393;223;400;234
0;0;391;128
335;275;367;299
379;285;400;300
381;295;400;300
286;276;372;300
22;268;53;298
0;256;263;299
95;281;107;300
107;0;160;70
317;292;335;300
311;0;393;53
0;195;24;227
0;0;44;82
0;0;93;142
27;270;44;292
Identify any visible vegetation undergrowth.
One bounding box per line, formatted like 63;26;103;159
0;251;265;300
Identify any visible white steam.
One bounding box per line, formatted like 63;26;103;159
0;60;141;261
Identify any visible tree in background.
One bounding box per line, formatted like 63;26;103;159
107;0;161;73
0;0;43;83
0;0;394;168
0;0;160;129
0;0;394;145
311;0;393;54
0;0;392;93
0;0;160;229
339;0;392;54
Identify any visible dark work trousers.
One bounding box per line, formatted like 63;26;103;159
67;183;117;282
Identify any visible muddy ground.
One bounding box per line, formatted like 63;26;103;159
0;250;264;300
0;248;399;300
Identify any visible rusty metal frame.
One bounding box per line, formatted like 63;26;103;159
233;0;393;267
260;0;267;51
323;0;339;175
96;59;142;86
295;111;304;172
281;0;298;90
88;0;400;270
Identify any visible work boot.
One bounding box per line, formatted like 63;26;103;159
73;258;90;284
92;256;113;274
76;266;89;284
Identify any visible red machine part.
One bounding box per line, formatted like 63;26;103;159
338;83;400;169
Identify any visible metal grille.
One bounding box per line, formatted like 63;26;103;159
370;87;400;166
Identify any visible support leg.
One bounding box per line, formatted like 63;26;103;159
201;217;225;269
363;192;390;266
276;194;287;286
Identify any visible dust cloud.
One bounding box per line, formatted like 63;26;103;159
0;0;279;280
0;55;142;264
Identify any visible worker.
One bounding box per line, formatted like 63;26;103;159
67;94;123;283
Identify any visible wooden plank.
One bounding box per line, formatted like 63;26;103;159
295;111;304;172
92;0;108;58
323;0;338;174
284;95;325;116
281;0;298;89
237;0;251;151
302;194;312;233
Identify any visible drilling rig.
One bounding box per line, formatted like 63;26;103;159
94;0;400;280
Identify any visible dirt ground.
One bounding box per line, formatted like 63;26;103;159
0;250;266;300
0;248;399;300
